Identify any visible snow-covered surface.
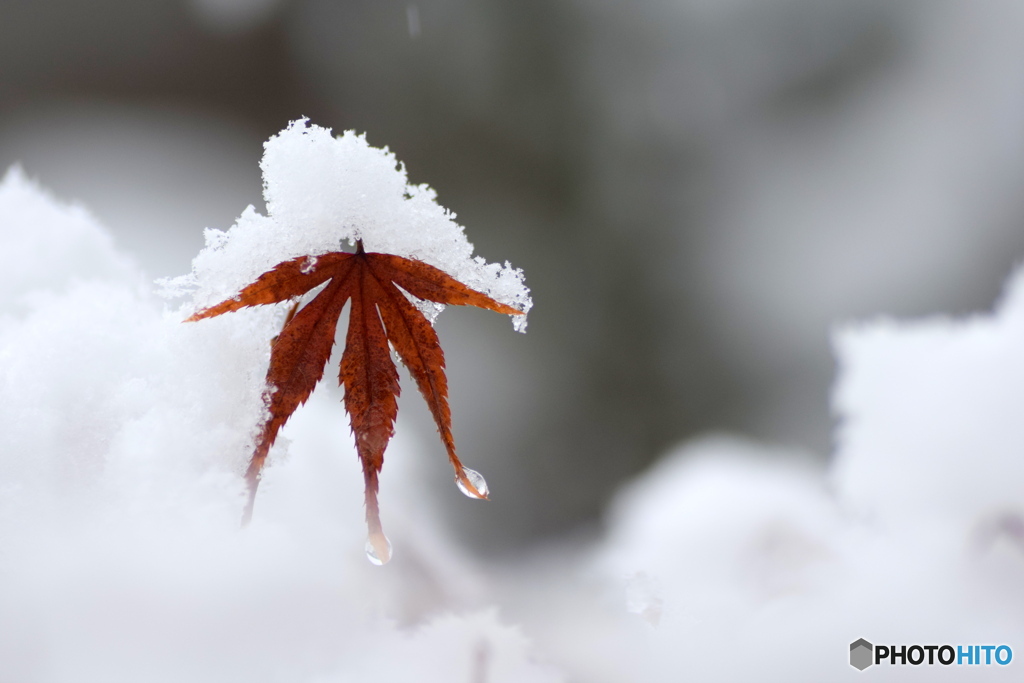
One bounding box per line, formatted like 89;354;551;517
0;166;137;317
0;169;557;683
485;264;1024;681
561;276;1024;680
162;119;531;331
4;126;1024;678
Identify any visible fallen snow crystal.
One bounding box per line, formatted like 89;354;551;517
164;119;532;330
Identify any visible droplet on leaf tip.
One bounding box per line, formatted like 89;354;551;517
365;533;392;566
456;467;489;499
362;532;389;565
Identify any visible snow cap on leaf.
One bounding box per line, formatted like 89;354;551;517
169;119;531;331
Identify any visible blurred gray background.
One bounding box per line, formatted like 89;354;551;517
4;0;1024;553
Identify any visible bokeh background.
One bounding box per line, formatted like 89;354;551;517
4;0;1024;553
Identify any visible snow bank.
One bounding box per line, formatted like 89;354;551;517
0;169;558;682
163;119;531;330
575;272;1024;680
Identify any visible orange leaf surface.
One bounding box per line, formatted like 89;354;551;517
187;241;521;562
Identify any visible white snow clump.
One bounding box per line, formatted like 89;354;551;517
163;118;531;331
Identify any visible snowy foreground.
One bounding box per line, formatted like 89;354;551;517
3;124;1024;680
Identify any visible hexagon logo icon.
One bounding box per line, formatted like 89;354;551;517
850;639;873;670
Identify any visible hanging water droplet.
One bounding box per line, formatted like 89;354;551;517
456;467;489;499
365;533;392;565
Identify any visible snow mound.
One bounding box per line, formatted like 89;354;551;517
833;267;1024;532
0;169;558;683
577;270;1024;680
0;166;136;319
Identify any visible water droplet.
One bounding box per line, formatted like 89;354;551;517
365;533;392;565
456;467;489;499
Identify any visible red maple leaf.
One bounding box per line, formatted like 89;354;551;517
187;241;522;562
